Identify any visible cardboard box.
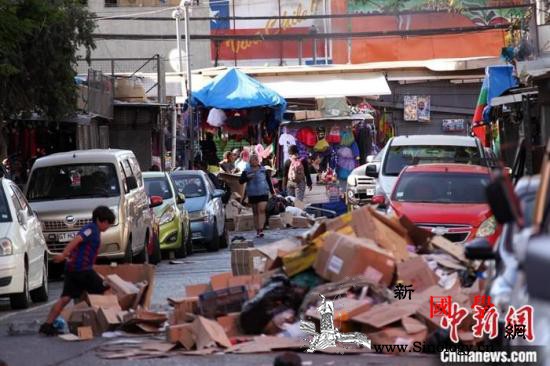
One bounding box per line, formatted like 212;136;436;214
216;313;242;338
351;207;409;262
218;172;245;200
97;307;122;332
192;316;232;350
167;323;195;349
210;272;233;291
255;238;300;266
352;301;420;329
231;248;267;275
198;286;248;319
69;307;101;336
281;245;319;277
313;233;396;286
172;297;200;322
235;213;255;232
104;274;139;310
291;216;311;228
94;264;155;309
229;240;254;250
186;283;209;297
268;215;284;229
77;326;94;340
397;256;439;292
85;294;121;311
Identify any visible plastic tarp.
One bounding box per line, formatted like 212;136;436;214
191;68;287;121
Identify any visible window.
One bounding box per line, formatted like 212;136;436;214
11;185;33;217
129;158;143;187
27;163;120;201
0;185;12;223
392;172;490;204
123;159;137;191
383;145;482;176
171;175;207;198
144;177;173;200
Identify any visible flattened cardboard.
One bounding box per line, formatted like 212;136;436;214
397;256;439;292
291;216;311;228
59;334;81;342
324;211;352;232
307;298;373;324
255;239;300;262
401;316;428;334
430;235;467;263
313;233;395;286
281;245;319;277
97;307;122;332
352;300;422;329
399;215;433;247
366;325;428;352
167;323;195;349
172;297;199;322
185;283;209;297
192;316;232;350
95;264;155;309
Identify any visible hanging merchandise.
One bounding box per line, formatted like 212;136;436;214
340;128;355;146
278;128;296;163
226;111;248;129
326;125;341;144
313;138;330;153
350;142;360;159
206;108;227;127
248;108;265;125
255;144;273;160
337;146;353;160
296;127;317;148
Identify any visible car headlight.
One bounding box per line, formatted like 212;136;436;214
347;175;357;187
108;206;119;225
0;238;13;256
189;210;209;221
159;207;176;225
477;216;497;237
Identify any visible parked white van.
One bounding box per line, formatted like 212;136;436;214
25;149;153;263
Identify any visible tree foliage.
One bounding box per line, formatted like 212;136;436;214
0;0;95;120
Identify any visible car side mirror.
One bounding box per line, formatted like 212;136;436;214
366;155;375;163
525;235;550;301
464;238;495;260
125;176;138;191
212;189;224;198
365;164;379;178
485;178;518;224
150;195;163;208
177;193;186;204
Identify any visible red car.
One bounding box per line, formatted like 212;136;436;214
388;164;500;246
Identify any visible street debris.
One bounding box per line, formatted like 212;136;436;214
89;205;488;358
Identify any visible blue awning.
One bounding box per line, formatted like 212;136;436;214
191;68;287;121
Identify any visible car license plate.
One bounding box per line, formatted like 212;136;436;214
58;232;78;243
367;189;375;196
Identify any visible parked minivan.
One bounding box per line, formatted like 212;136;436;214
367;135;489;204
25;149;153;263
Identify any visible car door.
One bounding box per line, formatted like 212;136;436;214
120;158;139;252
128;157;148;251
11;184;45;288
9;184;41;287
206;176;224;233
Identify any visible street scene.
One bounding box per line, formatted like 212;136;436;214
1;0;550;365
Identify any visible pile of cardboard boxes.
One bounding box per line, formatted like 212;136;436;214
60;264;165;341
154;205;483;356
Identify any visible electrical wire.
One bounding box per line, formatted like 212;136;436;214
94;6;177;20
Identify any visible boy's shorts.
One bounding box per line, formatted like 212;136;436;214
61;270;108;299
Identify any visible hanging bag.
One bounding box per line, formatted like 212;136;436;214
326;125;341;144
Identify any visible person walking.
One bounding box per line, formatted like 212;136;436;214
283;145;312;201
39;206;116;336
239;154;274;238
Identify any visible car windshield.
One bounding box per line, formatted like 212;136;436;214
27;163;120;201
393;172;490;204
0;186;11;222
171;175;206;198
383;145;482;176
144;177;173;200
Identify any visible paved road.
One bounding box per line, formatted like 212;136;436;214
0;228;438;366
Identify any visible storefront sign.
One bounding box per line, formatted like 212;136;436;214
442;119;465;132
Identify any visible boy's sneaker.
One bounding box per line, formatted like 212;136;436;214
39;322;59;336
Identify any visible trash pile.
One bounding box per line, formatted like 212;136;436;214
89;205;485;359
225;193;316;231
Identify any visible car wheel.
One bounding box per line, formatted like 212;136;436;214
220;226;229;249
174;226;187;259
149;234;161;265
10;266;30;309
30;257;49;303
134;233;149;264
185;224;193;256
207;224;220;252
123;237;133;264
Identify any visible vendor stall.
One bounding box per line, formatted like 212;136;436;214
190;68;287;170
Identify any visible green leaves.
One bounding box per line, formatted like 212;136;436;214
0;0;96;120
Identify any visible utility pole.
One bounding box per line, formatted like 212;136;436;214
172;0;193;170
